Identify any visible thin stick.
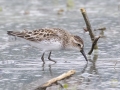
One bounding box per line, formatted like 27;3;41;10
34;70;76;90
80;8;98;49
88;36;100;55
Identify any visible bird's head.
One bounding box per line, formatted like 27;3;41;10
69;35;88;61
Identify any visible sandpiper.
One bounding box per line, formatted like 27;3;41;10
7;28;88;64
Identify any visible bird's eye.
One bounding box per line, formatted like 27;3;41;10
77;44;81;46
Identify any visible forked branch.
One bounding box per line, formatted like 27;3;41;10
80;8;100;55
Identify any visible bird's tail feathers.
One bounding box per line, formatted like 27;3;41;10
7;31;15;36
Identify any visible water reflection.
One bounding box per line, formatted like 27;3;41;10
56;52;99;90
42;63;56;76
88;52;98;74
31;51;99;90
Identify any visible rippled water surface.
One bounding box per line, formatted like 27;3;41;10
0;0;120;90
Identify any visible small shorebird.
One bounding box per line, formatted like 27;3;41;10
7;28;88;64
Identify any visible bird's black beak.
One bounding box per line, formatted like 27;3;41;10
80;49;88;61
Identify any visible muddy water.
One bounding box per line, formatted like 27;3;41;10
0;0;120;90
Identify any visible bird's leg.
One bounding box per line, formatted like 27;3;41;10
48;51;56;63
41;52;45;64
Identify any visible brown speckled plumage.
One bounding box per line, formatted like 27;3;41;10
7;28;88;63
7;28;73;48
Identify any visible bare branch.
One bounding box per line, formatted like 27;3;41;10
80;8;95;41
34;70;76;90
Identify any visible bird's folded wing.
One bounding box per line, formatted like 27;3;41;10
7;29;61;42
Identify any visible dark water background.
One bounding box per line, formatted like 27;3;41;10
0;0;120;90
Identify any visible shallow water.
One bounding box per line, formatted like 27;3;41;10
0;0;120;90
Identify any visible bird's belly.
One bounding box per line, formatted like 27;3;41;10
29;40;62;51
8;36;63;51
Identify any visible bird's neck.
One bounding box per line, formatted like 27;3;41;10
63;35;74;49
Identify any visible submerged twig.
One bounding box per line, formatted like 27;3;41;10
88;36;101;55
83;27;88;32
114;60;118;70
34;70;76;90
94;27;106;31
